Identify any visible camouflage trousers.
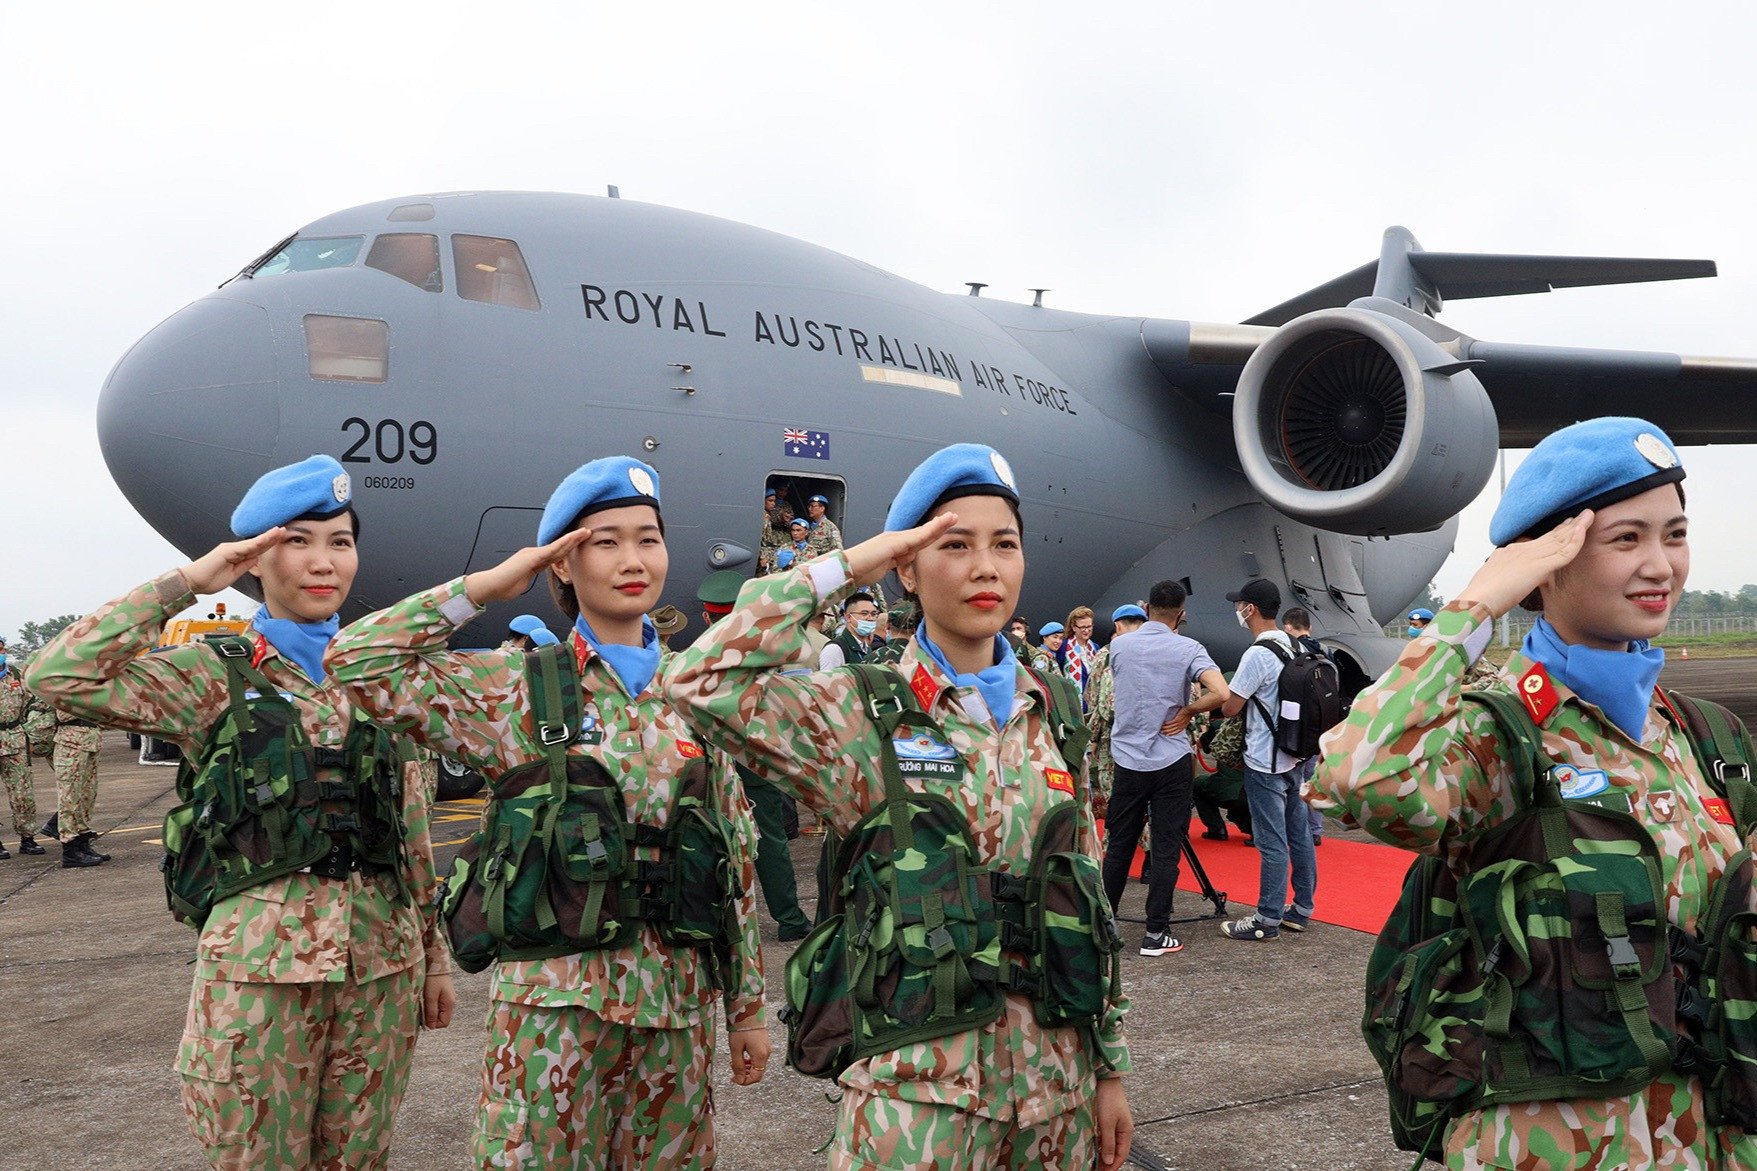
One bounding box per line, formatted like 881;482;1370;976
474;1000;714;1169
176;965;422;1170
0;748;37;838
828;1089;1095;1170
52;742;97;837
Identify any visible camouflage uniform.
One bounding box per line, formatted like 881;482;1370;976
1025;646;1064;680
26;573;448;1170
663;552;1130;1169
805;516;844;558
49;705;102;837
324;577;767;1170
1081;647;1117;821
758;515;790;574
0;665;46;837
1313;599;1757;1170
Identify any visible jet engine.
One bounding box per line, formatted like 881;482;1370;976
1232;306;1499;535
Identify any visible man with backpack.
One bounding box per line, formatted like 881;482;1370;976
1218;579;1322;941
1280;607;1332;847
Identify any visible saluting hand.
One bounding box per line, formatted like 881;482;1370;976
842;513;959;587
179;529;290;594
1456;511;1594;619
463;528;595;606
727;1026;772;1086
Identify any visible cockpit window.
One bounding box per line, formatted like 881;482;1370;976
453;235;540;310
366;233;443;292
251;236;364;277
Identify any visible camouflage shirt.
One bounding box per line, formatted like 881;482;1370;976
26;572;447;985
662;551;1130;1126
324;576;766;1032
0;667;48;758
1313;599;1757;1168
805;516;844;558
1083;647;1116;800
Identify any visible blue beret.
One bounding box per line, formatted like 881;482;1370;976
1111;604;1147;623
231;455;352;538
1408;608;1435;621
884;443;1021;532
789;517;810;531
537;457;661;545
808;494;829;505
1038;621;1064;637
1489;417;1684;546
508;614;559;646
775;548;796;569
764;487;777;499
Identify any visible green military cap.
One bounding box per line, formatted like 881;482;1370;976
697;569;746;611
888;599;918;627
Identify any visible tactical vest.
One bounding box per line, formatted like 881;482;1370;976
160;636;409;929
783;662;1123;1081
442;643;739;976
1364;687;1757;1161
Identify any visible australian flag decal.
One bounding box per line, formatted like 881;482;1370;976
783;428;831;460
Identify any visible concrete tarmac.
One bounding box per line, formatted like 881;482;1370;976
0;655;1748;1169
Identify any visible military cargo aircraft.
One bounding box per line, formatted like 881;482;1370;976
96;191;1757;687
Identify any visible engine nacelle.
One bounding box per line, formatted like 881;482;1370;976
1232;306;1499;535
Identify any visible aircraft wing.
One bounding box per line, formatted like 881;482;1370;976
1462;340;1757;445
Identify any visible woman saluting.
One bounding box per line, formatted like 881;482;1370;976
27;455;455;1169
1315;417;1757;1168
664;443;1134;1171
323;455;769;1170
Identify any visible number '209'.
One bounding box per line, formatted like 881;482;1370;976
341;418;437;465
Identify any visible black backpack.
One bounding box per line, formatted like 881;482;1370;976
1246;636;1344;759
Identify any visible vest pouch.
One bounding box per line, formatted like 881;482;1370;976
782;915;854;1079
658;796;737;950
1461;818;1675;1104
1363;926;1484;1147
843;794;1004;1060
442;835;498;974
214;702;330;902
161;799;220;928
1027;803;1120;1028
1696;849;1757;1129
548;784;632;950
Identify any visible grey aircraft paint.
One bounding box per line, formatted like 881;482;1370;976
95;193;1757;684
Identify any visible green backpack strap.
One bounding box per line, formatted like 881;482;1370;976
1665;689;1757;837
525;644;579;789
1023;664;1091;776
1460;689;1572;857
207;635;277;737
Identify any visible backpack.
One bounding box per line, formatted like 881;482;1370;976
781;662;1120;1080
441;643;738;975
1364;687;1757;1160
1245;636;1344;760
160;636;408;928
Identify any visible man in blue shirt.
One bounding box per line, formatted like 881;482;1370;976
1101;580;1230;957
1219;579;1318;941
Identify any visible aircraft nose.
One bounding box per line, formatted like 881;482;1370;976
97;294;281;556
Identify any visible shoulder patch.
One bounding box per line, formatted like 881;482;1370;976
910;664;939;711
1518;663;1559;724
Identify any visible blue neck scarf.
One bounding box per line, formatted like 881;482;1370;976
1521;616;1664;742
250;610;340;685
916;627;1019;727
575;615;662;698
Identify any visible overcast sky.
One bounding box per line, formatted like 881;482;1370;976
4;2;1755;638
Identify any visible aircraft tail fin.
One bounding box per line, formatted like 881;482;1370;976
1243;226;1715;327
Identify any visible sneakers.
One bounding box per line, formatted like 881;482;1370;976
1220;914;1279;941
1279;906;1311;932
1139;931;1184;956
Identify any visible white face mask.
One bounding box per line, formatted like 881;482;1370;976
1235;608;1249;629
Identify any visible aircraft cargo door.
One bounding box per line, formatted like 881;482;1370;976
466;506;545;579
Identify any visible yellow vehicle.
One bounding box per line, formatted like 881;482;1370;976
132;604;253;764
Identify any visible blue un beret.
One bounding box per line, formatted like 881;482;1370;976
230;455;353;538
1039;621;1064;637
884;443;1021;532
1111;604;1148;623
509;614;559;646
1489;417;1685;546
537;457;662;545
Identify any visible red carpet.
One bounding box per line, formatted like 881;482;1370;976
1099;817;1415;935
